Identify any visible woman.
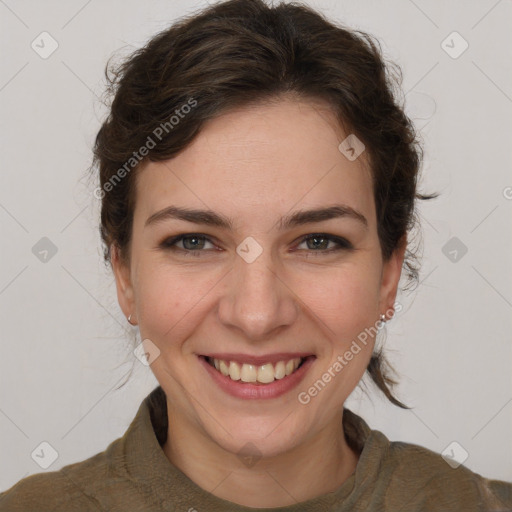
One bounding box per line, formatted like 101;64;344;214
1;0;510;510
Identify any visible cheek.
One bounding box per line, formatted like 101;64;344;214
134;252;382;351
135;263;212;345
296;262;381;335
297;265;380;358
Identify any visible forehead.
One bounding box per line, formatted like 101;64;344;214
134;97;375;229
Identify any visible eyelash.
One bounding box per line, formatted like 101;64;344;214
159;233;353;256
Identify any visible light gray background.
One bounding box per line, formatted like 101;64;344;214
1;0;511;491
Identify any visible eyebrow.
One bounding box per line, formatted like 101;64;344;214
144;204;368;230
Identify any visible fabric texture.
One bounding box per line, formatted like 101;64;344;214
1;385;510;511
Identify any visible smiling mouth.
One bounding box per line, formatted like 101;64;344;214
203;355;313;384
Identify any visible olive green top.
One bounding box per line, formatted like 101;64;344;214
1;386;510;511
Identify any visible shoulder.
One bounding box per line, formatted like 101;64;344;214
374;433;512;511
0;439;123;512
0;389;167;512
0;458;104;511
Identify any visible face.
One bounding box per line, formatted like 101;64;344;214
112;96;404;459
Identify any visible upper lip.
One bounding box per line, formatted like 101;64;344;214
200;352;315;366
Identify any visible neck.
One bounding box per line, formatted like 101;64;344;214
162;404;360;508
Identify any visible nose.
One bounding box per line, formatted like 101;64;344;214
217;248;299;342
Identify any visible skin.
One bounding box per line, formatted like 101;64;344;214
112;95;406;507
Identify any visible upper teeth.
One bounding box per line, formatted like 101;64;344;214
212;357;302;384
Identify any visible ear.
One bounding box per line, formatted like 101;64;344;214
111;243;136;322
378;235;407;318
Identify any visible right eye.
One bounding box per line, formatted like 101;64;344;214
159;233;217;254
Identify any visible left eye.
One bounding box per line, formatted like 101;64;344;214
295;234;352;253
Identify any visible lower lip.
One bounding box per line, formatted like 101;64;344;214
199;356;315;400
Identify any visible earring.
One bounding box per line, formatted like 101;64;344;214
127;314;136;326
379;314;386;323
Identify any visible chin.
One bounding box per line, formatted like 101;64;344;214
205;412;307;461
